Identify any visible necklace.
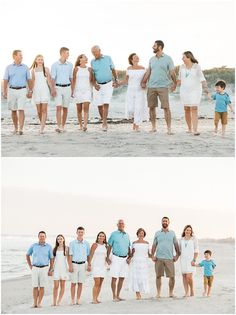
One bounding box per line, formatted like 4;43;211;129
185;64;192;78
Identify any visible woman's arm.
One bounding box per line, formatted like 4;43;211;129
71;67;78;96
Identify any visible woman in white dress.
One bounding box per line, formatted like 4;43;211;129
52;234;69;306
178;51;209;135
119;53;148;132
129;228;151;300
88;231;107;304
72;54;93;131
179;225;199;297
30;55;54;134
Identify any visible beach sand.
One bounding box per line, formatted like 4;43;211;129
1;118;235;157
1;241;235;314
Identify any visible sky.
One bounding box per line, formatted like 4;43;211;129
2;157;235;239
0;0;235;76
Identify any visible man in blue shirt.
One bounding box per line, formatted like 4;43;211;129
91;45;118;131
51;47;73;133
107;219;131;301
68;226;90;305
26;231;53;308
3;50;33;135
151;217;180;298
141;41;177;134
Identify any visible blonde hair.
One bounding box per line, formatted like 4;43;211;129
74;54;85;67
12;50;22;57
30;54;47;77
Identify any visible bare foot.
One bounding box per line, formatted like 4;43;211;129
37;304;42;308
186;130;192;133
149;129;157;133
167;130;174;135
92;301;99;304
55;128;61;133
19;131;24;135
202;292;207;297
193;132;200;136
31;305;37;308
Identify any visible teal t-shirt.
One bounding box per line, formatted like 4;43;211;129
153;230;178;260
199;259;216;276
148;54;175;88
212;92;231;112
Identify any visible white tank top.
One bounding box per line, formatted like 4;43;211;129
75;66;91;90
92;244;107;268
33;71;49;91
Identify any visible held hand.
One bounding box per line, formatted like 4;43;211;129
106;257;111;265
173;255;178;262
87;265;92;272
191;261;196;266
26;92;32;99
141;82;146;89
3;91;7;99
151;255;157;262
69;266;73;273
51;89;57;97
48;270;53;276
94;84;100;91
112;81;119;88
170;84;177;93
126;257;131;265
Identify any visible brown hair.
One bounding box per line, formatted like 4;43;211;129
30;54;47;77
60;47;69;55
136;228;146;237
183;51;198;64
128;53;136;66
75;54;85;67
204;250;212;256
95;231;107;246
155;40;164;49
12;50;22;57
53;234;66;257
181;225;194;237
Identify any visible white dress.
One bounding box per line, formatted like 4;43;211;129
179;237;199;274
129;243;150;293
92;244;107;278
32;71;50;104
53;250;69;280
179;63;206;106
126;69;148;125
74;66;92;103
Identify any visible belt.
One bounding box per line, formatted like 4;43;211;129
56;84;71;87
9;86;26;90
113;253;127;258
97;80;112;85
72;261;86;264
33;265;48;268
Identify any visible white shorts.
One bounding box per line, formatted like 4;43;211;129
93;81;113;106
70;263;86;284
7;88;28;111
109;255;129;278
55;86;71;108
31;266;48;287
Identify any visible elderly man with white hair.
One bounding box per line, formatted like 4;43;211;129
106;219;131;302
91;45;118;131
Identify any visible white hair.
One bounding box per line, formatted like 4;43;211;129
91;45;101;51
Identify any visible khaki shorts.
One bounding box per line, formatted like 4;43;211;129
7;88;28;111
155;259;175;278
31;266;48;287
70;263;86;284
204;275;214;287
147;87;169;109
214;112;227;125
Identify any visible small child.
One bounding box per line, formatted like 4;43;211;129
211;80;234;137
195;250;216;297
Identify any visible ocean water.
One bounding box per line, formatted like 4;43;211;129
1;235;234;281
1;88;235;122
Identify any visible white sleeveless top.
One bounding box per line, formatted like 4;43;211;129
75;66;91;91
127;69;146;91
92;243;107;277
53;250;69;280
32;70;50;104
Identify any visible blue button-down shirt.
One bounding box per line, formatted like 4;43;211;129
51;60;73;85
148;53;175;88
153;229;178;260
69;239;90;262
26;242;53;266
91;55;115;83
3;63;30;87
108;230;131;256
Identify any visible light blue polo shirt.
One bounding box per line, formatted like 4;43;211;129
69;239;90;262
212;92;231;112
148;54;175;88
91;55;115;84
51;60;73;85
153;229;178;260
3;63;30;87
26;242;53;266
199;259;216;276
108;230;131;256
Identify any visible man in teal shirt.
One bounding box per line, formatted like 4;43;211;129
91;45;118;131
141;40;177;134
151;217;180;298
107;219;131;301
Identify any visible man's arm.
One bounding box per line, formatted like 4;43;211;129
141;68;151;88
26;254;32;269
3;80;8;98
170;69;177;92
106;245;112;265
112;68;119;88
173;238;180;261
